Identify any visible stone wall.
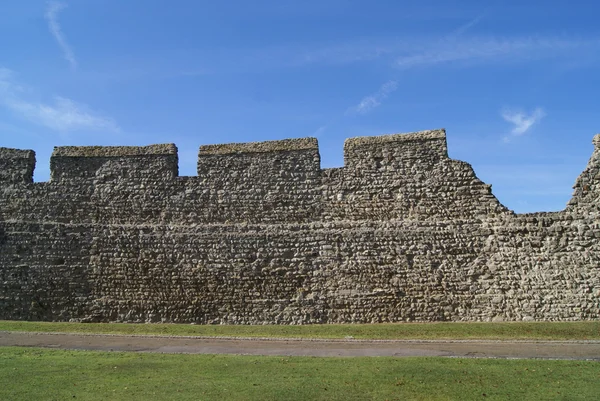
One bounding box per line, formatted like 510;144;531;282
0;147;34;185
0;129;598;323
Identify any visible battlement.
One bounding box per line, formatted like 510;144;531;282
343;129;448;169
197;137;321;187
50;144;179;182
2;129;597;222
2;130;452;184
0;147;35;184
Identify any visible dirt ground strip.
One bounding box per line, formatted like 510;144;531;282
1;331;600;360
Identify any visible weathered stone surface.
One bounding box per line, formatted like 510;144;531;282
200;137;318;155
0;129;598;323
52;144;177;157
0;147;35;185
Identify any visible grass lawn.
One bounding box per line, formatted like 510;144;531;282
0;347;598;401
1;320;599;340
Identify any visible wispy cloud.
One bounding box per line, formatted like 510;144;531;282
313;125;327;136
277;32;600;72
0;68;119;133
450;14;486;38
7;96;120;133
295;42;394;66
45;1;77;70
395;36;598;69
313;79;398;135
501;107;545;139
349;80;398;115
109;33;600;78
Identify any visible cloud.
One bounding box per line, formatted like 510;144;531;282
7;96;120;133
45;1;77;69
350;80;398;115
313;125;327;136
501;107;545;138
450;14;486;38
275;33;600;73
395;36;598;70
295;42;395;66
0;68;119;133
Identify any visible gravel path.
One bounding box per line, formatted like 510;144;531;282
2;331;599;360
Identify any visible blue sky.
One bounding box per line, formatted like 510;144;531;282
1;0;599;213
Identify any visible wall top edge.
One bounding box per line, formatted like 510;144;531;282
344;129;447;149
51;144;178;158
0;147;35;159
199;137;319;155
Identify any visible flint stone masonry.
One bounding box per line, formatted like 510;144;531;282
199;137;318;155
0;147;35;185
0;128;598;324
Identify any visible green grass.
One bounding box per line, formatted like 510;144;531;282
0;347;598;400
1;320;599;340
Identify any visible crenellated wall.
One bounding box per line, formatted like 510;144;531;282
0;129;598;324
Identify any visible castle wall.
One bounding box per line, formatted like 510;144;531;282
0;129;598;323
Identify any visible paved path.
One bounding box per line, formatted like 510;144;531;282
2;331;599;360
